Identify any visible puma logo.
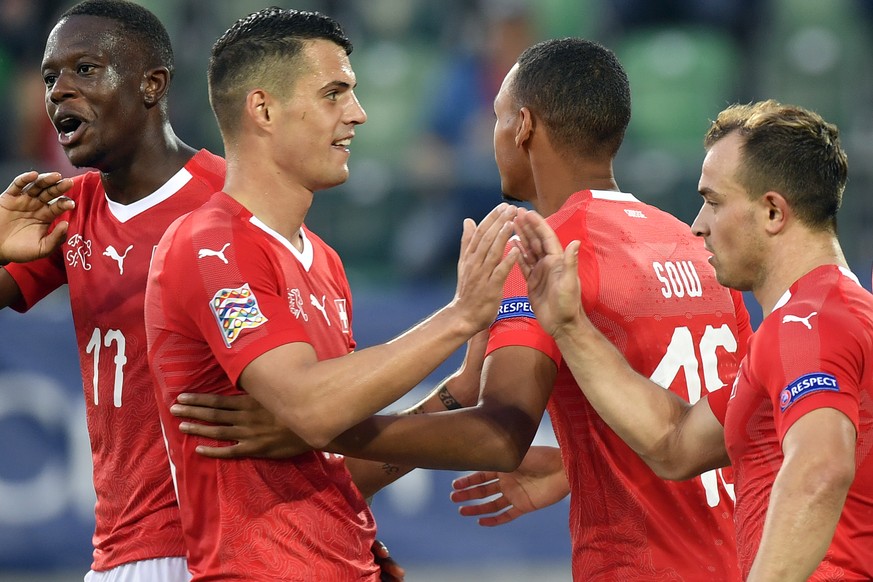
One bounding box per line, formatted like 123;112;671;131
310;293;330;325
198;243;231;264
103;244;133;274
781;311;818;330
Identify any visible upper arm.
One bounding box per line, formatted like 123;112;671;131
662;396;730;479
782;408;856;478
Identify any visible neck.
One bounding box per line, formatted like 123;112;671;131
754;230;847;316
222;157;312;248
530;155;619;217
100;123;196;204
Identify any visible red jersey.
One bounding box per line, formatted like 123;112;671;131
488;190;751;580
709;265;873;579
4;149;225;571
145;192;377;581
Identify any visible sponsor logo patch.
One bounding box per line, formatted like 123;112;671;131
210;283;268;347
779;372;839;412
495;296;536;322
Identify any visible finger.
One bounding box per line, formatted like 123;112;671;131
171;403;237;424
178;421;243;440
457;497;510;517
477;506;522;527
27;174;72;202
5;171;39;197
465;203;512;261
177;392;256;411
450;479;503;502
371;540;389;559
193;443;244;459
41;222;70;254
565;240;581;273
452;471;498;490
489;245;519;286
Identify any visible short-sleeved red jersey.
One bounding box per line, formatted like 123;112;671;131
4;150;226;570
145;192;377;581
488;190;751;580
711;265;873;580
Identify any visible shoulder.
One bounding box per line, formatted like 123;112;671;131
186;149;227;191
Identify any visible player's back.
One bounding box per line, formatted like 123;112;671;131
548;190;745;581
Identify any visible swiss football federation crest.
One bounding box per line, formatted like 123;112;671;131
287;288;308;321
210;283;268;347
66;234;93;270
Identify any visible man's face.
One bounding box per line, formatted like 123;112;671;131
692;131;765;291
493;64;534;202
272;39;367;192
41;15;149;170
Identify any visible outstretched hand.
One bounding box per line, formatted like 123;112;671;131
170;393;310;459
450;445;569;526
0;171;75;264
513;208;583;337
453;203;519;332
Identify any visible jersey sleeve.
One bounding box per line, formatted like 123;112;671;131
486;258;561;365
158;220;309;386
3;248;67;312
759;312;865;442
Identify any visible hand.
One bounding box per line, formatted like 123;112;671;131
513;208;583;337
0;171;75;263
452;203;519;332
170;393;311;459
450;445;568;526
371;539;405;582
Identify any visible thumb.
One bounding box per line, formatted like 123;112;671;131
43;221;69;253
564;240;580;272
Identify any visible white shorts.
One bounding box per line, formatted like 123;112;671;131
84;557;190;582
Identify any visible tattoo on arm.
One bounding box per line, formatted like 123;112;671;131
381;463;400;476
438;385;463;410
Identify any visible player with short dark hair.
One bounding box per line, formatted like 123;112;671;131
144;7;516;580
512;99;873;580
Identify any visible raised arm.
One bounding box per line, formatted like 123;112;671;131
513;208;728;479
238;205;518;449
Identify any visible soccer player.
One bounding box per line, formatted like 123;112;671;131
174;38;750;580
511;100;873;580
143;7;517;581
0;2;407;580
0;1;224;579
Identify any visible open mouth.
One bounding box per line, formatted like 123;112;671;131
55;115;86;146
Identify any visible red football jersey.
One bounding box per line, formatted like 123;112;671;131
710;265;873;580
145;192;377;581
5;150;226;570
488;190;750;580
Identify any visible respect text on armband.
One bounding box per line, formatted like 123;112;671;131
495;297;536;322
779;372;840;412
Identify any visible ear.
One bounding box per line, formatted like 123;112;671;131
761;190;790;235
142;67;171;108
515;106;533;149
244;89;272;131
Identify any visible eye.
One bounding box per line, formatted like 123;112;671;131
77;63;96;75
325;90;339;101
43;73;57;88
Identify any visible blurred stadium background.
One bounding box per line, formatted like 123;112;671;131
1;0;872;579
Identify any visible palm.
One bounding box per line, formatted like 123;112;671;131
0;172;73;263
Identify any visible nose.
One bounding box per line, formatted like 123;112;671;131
690;203;708;238
48;70;77;104
347;91;367;125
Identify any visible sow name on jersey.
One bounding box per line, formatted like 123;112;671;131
652;260;703;299
495;297;536;321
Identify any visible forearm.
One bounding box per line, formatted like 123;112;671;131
342;380;471;497
244;303;479;447
332;403;537;473
747;460;850;581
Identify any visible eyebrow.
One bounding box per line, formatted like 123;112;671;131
321;80;353;92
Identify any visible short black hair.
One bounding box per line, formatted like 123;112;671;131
512;38;631;158
208;6;352;135
61;0;174;76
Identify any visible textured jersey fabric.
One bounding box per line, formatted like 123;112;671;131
5;150;225;571
146;192;377;581
711;265;873;580
488;190;750;580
